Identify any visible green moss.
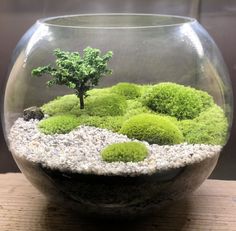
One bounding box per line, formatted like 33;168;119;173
111;82;141;99
101;142;148;162
87;87;111;96
38;114;79;134
41;95;79;116
38;83;227;145
142;82;214;120
139;84;153;96
71;93;127;117
40;87;116;117
178;105;228;145
124;100;150;118
120;113;184;145
79;116;125;132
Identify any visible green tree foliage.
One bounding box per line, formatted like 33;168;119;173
32;47;113;109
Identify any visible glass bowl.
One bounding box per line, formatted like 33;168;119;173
2;14;232;218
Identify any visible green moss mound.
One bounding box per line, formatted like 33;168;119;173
37;82;227;146
124;100;150;118
86;87;111;96
71;93;127;117
111;82;141;99
38;114;79;134
178;105;228;145
78;116;125;132
41;95;79;116
142;82;214;120
120;113;184;145
101;142;148;162
139;84;153;96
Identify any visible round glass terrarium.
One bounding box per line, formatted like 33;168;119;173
2;14;232;217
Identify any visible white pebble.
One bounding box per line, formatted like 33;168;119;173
8;118;222;176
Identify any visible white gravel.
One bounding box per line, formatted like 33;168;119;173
8;118;222;176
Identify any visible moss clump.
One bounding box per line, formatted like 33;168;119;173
78;116;125;132
139;84;153;96
71;94;127;117
124;100;150;118
142;82;214;120
87;87;111;96
178;105;228;145
37;82;226;146
101;142;148;162
38;114;79;134
41;95;79;116
120;113;184;145
40;88;115;116
111;82;141;99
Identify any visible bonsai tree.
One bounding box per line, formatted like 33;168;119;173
32;47;113;109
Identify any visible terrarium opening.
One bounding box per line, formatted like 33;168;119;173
38;14;196;29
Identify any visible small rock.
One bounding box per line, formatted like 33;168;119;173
23;106;44;121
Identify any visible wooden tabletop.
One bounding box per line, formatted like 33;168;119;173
0;173;236;231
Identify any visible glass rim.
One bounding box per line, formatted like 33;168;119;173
37;13;197;29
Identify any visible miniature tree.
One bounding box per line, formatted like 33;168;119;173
32;47;113;109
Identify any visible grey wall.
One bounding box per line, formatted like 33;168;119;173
0;0;235;179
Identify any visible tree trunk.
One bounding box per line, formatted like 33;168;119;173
78;92;84;109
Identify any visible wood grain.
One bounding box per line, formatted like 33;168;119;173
0;173;236;231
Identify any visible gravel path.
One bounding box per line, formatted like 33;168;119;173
8;118;222;176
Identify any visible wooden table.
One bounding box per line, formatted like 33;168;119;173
0;173;236;231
